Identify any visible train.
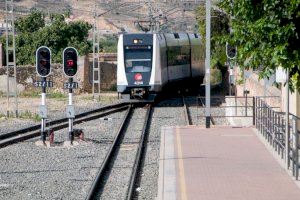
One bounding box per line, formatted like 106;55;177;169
117;33;205;99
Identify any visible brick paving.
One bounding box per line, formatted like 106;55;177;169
158;127;300;200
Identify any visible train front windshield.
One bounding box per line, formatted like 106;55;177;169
125;49;152;73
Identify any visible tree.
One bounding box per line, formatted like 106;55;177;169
15;10;45;33
196;4;230;84
219;0;300;91
6;11;92;65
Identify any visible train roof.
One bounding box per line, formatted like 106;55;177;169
121;33;201;46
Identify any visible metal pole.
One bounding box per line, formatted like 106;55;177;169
245;92;248;116
5;1;10;117
229;63;232;96
11;2;18;118
5;0;18;118
96;25;101;101
69;77;73;143
92;2;96;98
41;77;46;142
205;0;211;128
253;96;255;126
285;70;290;169
293;117;299;180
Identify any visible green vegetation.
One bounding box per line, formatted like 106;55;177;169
211;68;222;85
47;92;67;99
196;5;230;72
196;5;230;86
19;90;66;99
99;35;118;53
219;0;300;91
0;91;5;98
19;90;40;98
0;11;92;65
0;111;40;121
19;110;41;122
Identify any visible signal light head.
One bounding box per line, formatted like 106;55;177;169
36;46;51;77
67;60;74;67
63;47;78;77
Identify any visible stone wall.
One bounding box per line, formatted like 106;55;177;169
0;55;117;94
84;61;117;92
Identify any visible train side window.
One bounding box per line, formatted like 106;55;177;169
174;33;180;39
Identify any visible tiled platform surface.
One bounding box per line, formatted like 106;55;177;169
157;126;300;200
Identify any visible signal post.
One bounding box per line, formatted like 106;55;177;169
63;47;82;144
35;46;54;144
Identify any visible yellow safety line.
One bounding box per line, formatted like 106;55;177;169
176;127;188;200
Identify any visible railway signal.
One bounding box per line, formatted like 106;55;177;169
35;46;54;145
63;47;78;77
62;47;82;144
36;46;51;77
226;43;237;60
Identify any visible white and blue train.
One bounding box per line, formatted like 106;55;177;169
117;33;205;99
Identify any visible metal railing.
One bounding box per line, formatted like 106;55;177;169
197;96;280;122
255;97;299;179
196;95;299;178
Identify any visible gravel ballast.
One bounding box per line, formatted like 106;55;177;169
0;93;232;200
0;111;126;200
96;108;147;199
0;94;120;135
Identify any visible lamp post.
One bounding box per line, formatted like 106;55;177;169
276;66;290;168
285;70;290;168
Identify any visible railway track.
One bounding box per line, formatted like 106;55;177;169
86;104;152;200
198;96;216;125
182;95;193;125
0;103;129;148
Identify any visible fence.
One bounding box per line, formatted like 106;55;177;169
197;96;279;126
255;97;299;180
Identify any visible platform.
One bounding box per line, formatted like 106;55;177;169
158;126;300;200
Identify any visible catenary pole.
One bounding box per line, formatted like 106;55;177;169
205;0;211;128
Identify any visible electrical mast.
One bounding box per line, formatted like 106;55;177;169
5;0;18;117
92;1;101;100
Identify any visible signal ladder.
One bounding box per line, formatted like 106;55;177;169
5;0;18;117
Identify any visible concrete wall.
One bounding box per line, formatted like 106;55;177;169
234;67;282;110
281;85;300;118
0;64;84;94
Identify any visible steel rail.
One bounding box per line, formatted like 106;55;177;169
182;96;192;125
0;102;127;140
85;105;133;200
126;104;153;200
0;104;129;148
198;96;215;125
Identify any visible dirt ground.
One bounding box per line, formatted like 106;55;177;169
0;92;120;130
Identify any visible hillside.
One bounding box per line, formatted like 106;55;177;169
0;0;201;33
